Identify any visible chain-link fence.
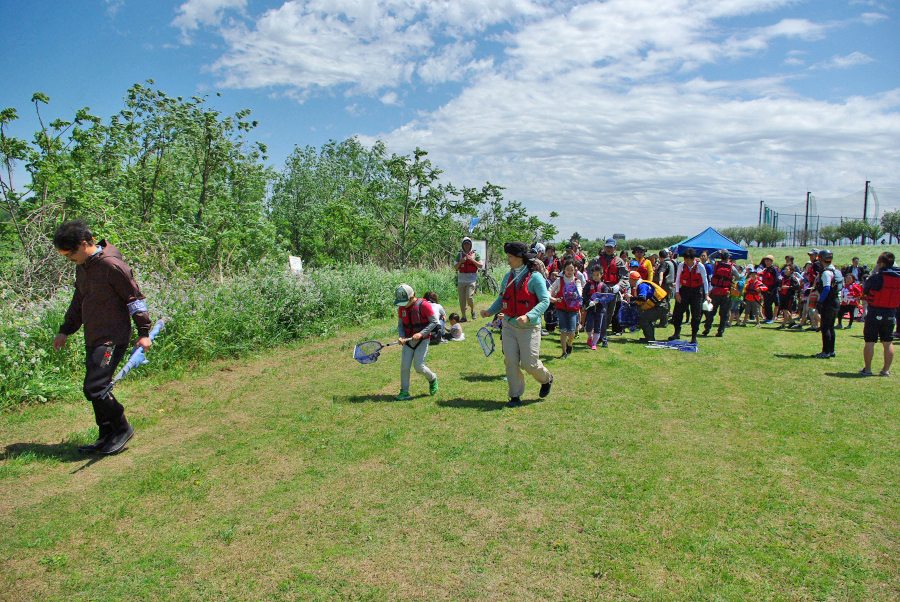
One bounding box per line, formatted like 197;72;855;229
761;185;900;246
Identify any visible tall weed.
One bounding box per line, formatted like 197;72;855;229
0;261;480;410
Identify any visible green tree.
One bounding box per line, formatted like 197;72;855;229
817;225;841;246
837;220;869;245
881;210;900;244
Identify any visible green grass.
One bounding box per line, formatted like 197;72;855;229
1;294;899;600
744;244;900;269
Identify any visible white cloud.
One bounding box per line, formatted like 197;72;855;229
812;51;875;70
860;12;888;25
209;0;553;94
380;92;400;105
188;0;900;237
105;0;124;17
172;0;247;35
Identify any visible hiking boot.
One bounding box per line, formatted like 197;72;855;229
601;341;608;348
77;436;109;454
506;397;522;408
429;378;439;396
100;423;134;455
858;368;874;376
560;351;568;359
539;375;553;398
394;391;413;401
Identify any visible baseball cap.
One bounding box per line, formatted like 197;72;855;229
604;238;616;247
628;271;641;280
394;284;414;306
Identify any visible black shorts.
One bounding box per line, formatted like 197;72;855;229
863;311;896;343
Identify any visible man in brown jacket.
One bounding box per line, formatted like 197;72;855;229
52;220;152;455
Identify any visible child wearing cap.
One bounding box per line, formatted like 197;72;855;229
394;284;440;400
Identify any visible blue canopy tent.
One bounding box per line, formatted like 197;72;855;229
672;227;748;259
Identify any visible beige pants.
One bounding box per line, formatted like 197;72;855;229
501;320;552;398
458;281;476;314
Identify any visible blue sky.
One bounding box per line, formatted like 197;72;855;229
2;0;898;239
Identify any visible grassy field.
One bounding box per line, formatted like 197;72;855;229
1;291;899;600
740;244;897;269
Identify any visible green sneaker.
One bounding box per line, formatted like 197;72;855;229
394;391;412;401
429;378;439;395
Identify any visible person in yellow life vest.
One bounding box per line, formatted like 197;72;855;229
624;271;669;342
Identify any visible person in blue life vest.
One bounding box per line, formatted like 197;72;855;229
454;237;483;322
481;242;554;408
859;252;900;376
624;271;669;343
394;284;440;400
812;249;844;359
703;249;742;338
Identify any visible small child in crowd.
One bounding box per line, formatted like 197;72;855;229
583;264;610;349
730;271;746;326
423;291;447;343
741;271;766;327
443;313;465;340
838;274;862;329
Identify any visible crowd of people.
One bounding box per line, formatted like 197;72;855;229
49;216;899;452
388;237;900;407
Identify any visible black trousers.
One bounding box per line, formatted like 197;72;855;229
671;286;704;336
837;305;856;327
704;294;731;335
819;302;838;354
763;290;778;321
84;343;129;436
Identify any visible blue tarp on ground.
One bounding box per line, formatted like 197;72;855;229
672;227;748;259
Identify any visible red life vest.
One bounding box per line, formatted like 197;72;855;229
599;255;620;286
761;266;777;287
710;261;735;296
546;257;559;273
743;279;766;302
501;271;539;317
679;262;703;288
554;278;582;311
458;252;478;274
634;259;649;280
779;274;793;295
841;283;862;307
399;299;432;338
585;279;605;298
867;273;900;309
